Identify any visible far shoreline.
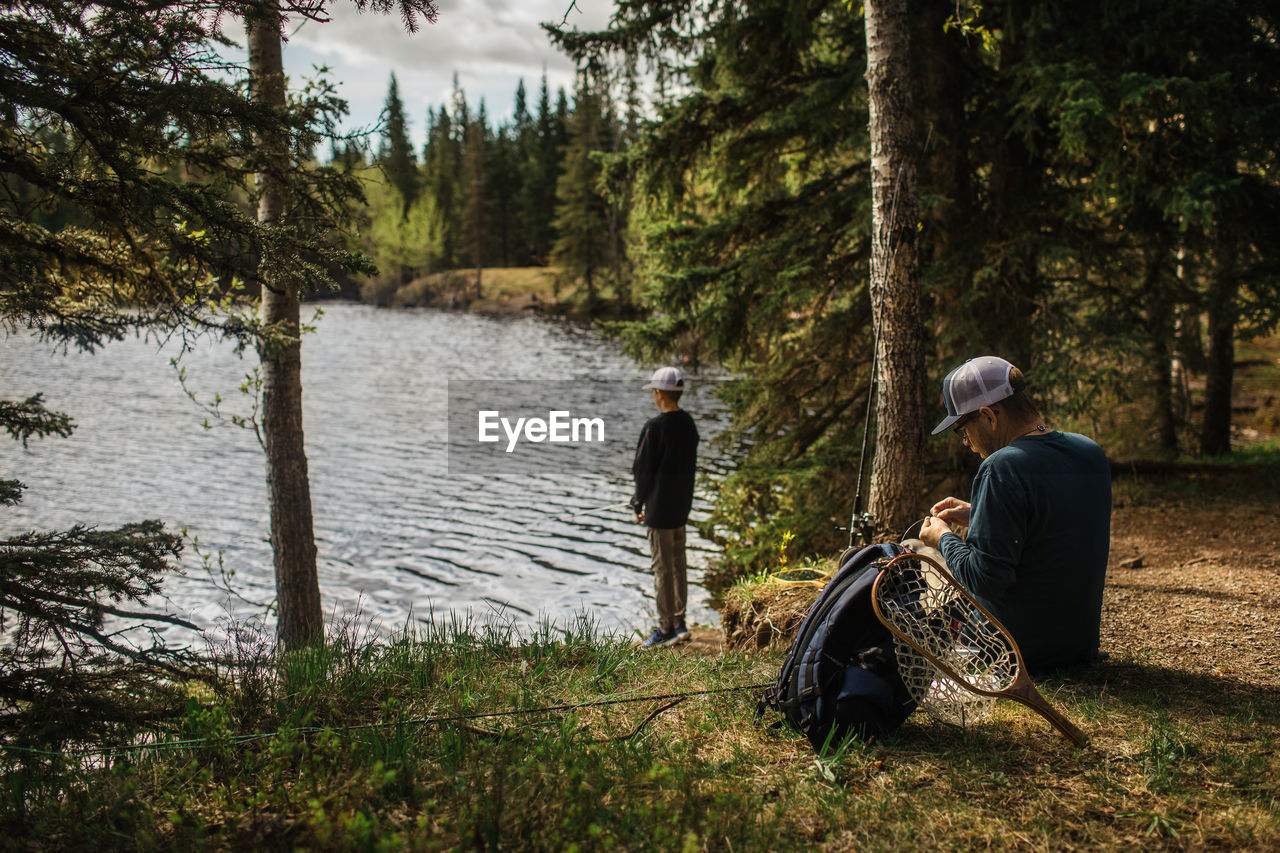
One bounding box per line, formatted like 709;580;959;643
335;266;644;321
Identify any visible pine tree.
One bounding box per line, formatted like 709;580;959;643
461;100;489;296
518;72;562;265
379;72;419;215
863;0;925;539
244;2;324;651
992;0;1280;454
423;104;462;268
451;73;470;141
244;0;438;651
551;77;610;305
497;79;532;265
0;0;355;735
550;0;1280;579
598;96;632;313
554;87;571;155
549;1;883;574
488;123;522;267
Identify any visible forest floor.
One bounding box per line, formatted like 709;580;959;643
1104;464;1280;691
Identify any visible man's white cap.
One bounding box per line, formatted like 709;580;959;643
644;366;686;392
931;356;1024;435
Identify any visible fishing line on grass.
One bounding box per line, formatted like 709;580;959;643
0;682;773;760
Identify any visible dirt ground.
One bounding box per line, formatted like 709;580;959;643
698;466;1280;688
685;625;731;656
1104;472;1280;689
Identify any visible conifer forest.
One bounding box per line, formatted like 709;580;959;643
2;2;1280;849
2;0;1280;766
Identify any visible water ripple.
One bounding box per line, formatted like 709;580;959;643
1;304;726;640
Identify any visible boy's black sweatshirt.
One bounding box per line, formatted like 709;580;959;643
630;409;699;529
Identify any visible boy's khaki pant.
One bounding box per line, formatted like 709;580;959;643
647;526;687;632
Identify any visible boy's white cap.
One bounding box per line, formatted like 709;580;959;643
644;366;686;392
931;356;1024;435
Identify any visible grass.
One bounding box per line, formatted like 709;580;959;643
2;606;1276;851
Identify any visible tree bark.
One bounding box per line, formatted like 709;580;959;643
864;0;926;540
247;3;324;649
1201;238;1237;456
1141;242;1178;455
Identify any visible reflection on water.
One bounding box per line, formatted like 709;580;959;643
0;304;726;641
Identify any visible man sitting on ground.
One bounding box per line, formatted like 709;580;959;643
919;356;1112;672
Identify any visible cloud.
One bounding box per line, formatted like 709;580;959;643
267;0;615;146
291;0;610;79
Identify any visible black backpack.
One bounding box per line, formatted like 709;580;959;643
758;543;917;750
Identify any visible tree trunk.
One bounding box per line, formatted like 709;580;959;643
1142;242;1178;455
1201;240;1237;456
1170;246;1196;422
864;0;926;540
914;0;972;270
1151;324;1177;455
609;203;625;315
247;4;324;649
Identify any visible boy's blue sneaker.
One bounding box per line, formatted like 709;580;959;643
640;627;675;648
640;625;691;648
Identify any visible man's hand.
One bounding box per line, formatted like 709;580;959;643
635;511;645;524
920;516;952;548
929;496;971;526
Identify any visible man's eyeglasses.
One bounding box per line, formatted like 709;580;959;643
954;406;999;439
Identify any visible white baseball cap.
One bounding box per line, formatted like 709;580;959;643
644;366;686;392
931;356;1025;435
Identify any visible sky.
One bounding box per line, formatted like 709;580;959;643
263;0;617;149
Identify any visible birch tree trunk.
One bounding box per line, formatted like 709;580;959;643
864;0;926;539
246;3;323;649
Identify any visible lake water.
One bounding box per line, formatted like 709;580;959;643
0;303;726;643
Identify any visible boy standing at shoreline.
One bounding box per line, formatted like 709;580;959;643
631;367;699;648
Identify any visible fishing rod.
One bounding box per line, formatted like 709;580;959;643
847;324;879;550
845;164;912;550
528;501;633;531
569;501;632;518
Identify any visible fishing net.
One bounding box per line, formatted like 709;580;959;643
875;555;1016;727
894;638;996;727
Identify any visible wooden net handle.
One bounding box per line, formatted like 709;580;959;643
1004;679;1089;748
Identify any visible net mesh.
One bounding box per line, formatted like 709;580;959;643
877;556;1019;727
894;638;996;727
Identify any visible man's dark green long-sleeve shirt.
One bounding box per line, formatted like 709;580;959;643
938;431;1111;672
